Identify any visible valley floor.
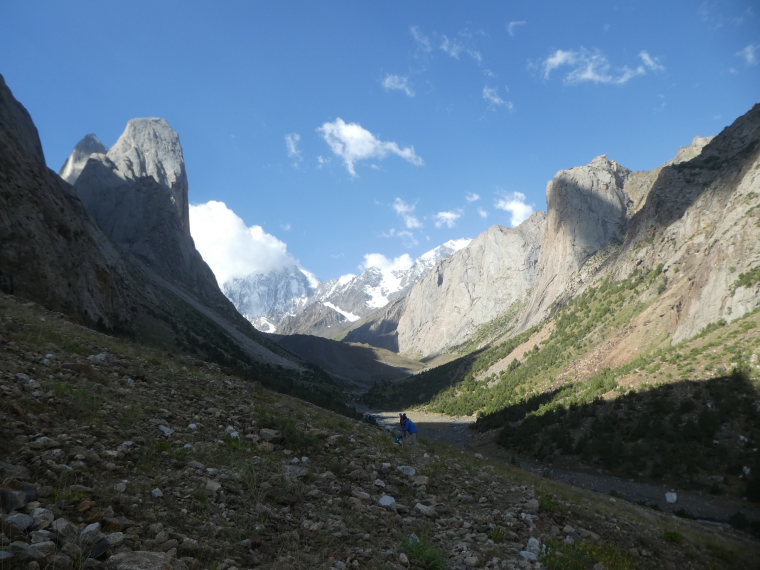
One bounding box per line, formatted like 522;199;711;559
371;410;760;525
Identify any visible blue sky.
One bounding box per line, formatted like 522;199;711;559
2;1;758;284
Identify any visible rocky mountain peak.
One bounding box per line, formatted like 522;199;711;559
59;133;107;184
107;118;189;235
668;136;713;165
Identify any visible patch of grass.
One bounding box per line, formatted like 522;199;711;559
402;534;448;570
539;493;561;513
542;539;636;570
488;525;508;543
663;529;685;544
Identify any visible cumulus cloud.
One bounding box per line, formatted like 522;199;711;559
465;192;481;202
382;74;415;97
393;197;422;229
318;118;423;176
483;86;514;110
478;207;489;219
189;200;296;286
434;210;462;228
285;133;301;163
540;48;665;85
506;20;526;37
361;252;414;272
737;43;759;65
495;192;534;226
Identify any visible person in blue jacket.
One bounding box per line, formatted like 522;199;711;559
396;412;418;446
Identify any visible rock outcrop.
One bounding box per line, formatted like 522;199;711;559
616;104;760;343
361;107;759;361
59;134;107;185
518;155;632;330
0;74;297;372
396;215;545;357
0;74;135;329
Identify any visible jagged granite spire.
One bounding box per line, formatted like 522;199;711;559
59;133;107;184
107;118;189;235
62;118;190;236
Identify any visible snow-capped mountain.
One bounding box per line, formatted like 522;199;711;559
222;265;319;333
275;238;471;335
221;238;470;334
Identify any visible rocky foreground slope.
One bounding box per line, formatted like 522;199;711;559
1;293;758;570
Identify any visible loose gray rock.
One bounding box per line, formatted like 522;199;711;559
105;551;189;570
378;495;396;510
2;512;34;535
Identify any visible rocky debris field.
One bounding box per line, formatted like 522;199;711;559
1;294;759;569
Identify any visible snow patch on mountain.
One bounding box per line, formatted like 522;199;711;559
222;237;471;334
322;302;360;322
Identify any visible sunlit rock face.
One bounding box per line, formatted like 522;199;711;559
396;215;545;357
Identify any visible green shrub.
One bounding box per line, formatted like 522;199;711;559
402;534;447;570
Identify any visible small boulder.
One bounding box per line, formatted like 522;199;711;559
378;495;396;510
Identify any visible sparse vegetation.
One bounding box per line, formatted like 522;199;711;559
402;533;448;570
1;293;758;568
366;269;760;509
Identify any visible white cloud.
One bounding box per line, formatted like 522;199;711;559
393;197;422;229
410;25;432;52
542;49;578;79
380;227;419;248
698;1;754;29
382;74;415;97
541;48;664;85
318;118;423;176
440;34;482;63
506;20;526;37
495;192;534;226
285;133;301;163
189;200;296;286
639;50;665;72
465;192;481;202
483;86;514;110
478;207;489;219
361;252;414;272
434;210;462;228
737;43;759;66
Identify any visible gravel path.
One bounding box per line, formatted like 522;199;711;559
368;409;760;524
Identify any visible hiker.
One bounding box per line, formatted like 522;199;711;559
398;413;418;446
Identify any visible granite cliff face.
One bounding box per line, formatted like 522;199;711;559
614;105;760;344
0;74;297;371
518;155;633;330
67;119;236;318
395;215;544;357
0;75;134;329
358;107;759;361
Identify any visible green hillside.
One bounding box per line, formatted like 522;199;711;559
364;268;760;510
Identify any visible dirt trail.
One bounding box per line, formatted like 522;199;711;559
368;409;760;524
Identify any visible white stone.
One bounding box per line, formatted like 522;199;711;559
378;495;396;509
